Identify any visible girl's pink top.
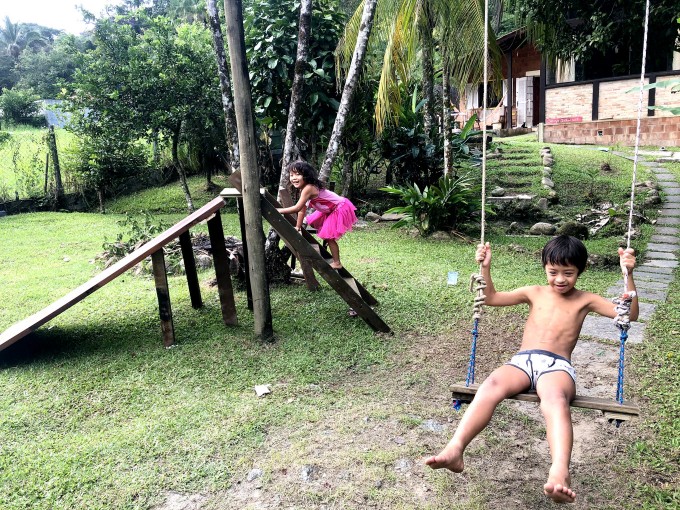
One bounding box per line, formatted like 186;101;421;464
306;188;344;214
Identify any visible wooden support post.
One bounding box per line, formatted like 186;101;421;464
179;231;202;309
151;249;175;347
208;210;238;325
236;197;253;310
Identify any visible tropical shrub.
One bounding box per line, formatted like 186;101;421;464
380;172;490;236
0;87;42;126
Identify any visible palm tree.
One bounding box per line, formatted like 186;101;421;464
339;0;502;134
0;17;41;60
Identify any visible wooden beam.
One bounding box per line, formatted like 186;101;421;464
151;249;175;347
179;231;202;309
451;382;639;419
208;210;238;326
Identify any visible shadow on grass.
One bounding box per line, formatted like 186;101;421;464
0;301;247;368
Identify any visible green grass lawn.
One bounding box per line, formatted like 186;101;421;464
0;136;677;509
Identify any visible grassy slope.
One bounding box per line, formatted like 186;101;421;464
0;139;676;508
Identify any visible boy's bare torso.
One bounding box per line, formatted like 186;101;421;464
519;285;608;359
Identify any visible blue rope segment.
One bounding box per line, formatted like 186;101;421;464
466;318;479;387
616;330;628;404
612;291;634;406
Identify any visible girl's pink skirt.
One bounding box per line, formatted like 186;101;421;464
307;198;357;240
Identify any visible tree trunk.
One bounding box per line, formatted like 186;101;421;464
224;0;274;341
279;0;312;201
419;11;436;135
442;50;451;176
207;0;240;173
317;0;377;184
171;126;195;213
47;126;63;205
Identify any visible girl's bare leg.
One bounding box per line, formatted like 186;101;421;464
326;239;342;268
536;372;576;504
425;365;530;472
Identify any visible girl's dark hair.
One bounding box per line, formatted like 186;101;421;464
541;235;588;274
287;161;324;189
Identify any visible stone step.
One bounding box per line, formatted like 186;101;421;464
646;251;678;260
664;189;680;195
642;259;679;268
650;234;679;243
647;242;679;252
607;284;668;302
657;217;680;226
659;208;680;217
632;268;673;280
654;226;679;235
636;264;675;274
580;316;645;344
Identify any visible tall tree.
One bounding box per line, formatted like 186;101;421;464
278;0;312;199
318;0;377;183
0;16;42;60
224;0;274;341
206;0;240;172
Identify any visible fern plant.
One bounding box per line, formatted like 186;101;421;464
380;172;490;236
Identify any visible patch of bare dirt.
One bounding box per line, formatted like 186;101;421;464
160;313;644;510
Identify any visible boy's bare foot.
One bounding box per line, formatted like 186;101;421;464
330;262;343;269
544;469;575;503
424;445;464;472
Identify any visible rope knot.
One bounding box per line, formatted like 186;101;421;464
613;291;636;332
470;273;487;319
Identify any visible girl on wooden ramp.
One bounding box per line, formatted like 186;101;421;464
277;161;357;270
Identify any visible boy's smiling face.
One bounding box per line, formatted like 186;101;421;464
544;263;580;294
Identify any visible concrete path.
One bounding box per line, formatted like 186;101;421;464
581;157;679;344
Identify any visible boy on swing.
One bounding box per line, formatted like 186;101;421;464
426;235;638;504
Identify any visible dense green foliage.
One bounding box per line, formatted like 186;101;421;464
381;172;487;235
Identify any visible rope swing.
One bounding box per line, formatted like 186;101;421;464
453;0;650;422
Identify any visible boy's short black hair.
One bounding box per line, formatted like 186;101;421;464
541;235;588;274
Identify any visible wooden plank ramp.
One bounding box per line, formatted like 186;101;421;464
451;382;640;422
0;196;228;352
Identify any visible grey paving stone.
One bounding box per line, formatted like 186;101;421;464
580;316;645;344
665;195;680;204
609;279;669;291
657;216;680;225
663;188;680;195
658;182;678;188
639;289;669;301
654;226;680;235
650;234;679;244
634;279;670;290
659;208;680;217
638;301;657;320
636;264;675;274
655;174;676;180
633;270;673;282
643;259;679;268
646;251;677;260
647;243;679;252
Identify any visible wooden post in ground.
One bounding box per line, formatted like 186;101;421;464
224;0;273;340
179;231;202;309
207;210;238;325
151;249;175;347
46;126;63;205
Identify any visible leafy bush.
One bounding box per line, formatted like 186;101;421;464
380;172;490;236
0;88;41;126
98;212;179;274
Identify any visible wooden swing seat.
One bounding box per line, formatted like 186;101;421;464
451;382;640;422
